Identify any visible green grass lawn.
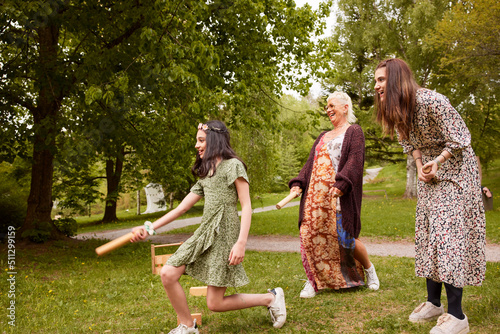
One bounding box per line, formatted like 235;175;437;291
76;192;301;234
76;159;500;243
164;194;500;243
2;239;499;333
5;161;499;333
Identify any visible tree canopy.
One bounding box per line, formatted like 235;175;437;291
0;0;330;240
318;0;498;166
428;0;500;167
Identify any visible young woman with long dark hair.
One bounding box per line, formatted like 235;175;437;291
374;58;485;334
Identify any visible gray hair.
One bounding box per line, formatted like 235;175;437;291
327;91;357;124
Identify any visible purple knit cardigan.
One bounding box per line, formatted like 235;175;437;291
288;124;365;239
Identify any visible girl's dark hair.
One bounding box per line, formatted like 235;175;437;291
191;120;247;178
374;58;420;140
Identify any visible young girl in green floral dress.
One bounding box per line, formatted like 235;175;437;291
131;120;286;334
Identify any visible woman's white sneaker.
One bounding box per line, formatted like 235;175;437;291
409;301;444;323
299;280;316;298
364;264;380;290
430;313;469;334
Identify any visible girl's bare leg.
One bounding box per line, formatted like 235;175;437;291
206;286;274;312
160;265;193;327
354;239;372;269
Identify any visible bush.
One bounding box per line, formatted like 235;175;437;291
53;217;78;237
21;221;52;243
0;191;27;230
0;178;28;234
0;159;30;234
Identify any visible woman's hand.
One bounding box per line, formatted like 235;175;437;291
228;241;246;265
419;161;438;183
130;226;148;242
329;187;344;198
291;186;302;195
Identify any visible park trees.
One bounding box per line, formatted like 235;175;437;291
428;0;500;169
318;0;498;198
1;0;330;240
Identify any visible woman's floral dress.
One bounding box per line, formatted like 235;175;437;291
300;134;364;291
399;88;486;288
166;158;250;287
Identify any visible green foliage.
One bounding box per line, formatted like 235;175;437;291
266;94;323;192
0;183;27;232
1;0;332;234
20;221;52;243
53;217;78;237
427;0;500;166
53;136;103;216
318;0;499;168
0;159;30;232
318;0;452;163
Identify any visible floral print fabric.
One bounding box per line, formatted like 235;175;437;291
399;89;486;288
327;133;345;210
166;158;250;287
301;139;364;291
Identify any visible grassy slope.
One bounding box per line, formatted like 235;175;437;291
161;161;500;243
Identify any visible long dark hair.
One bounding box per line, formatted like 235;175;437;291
191;120;247;178
374;58;420;140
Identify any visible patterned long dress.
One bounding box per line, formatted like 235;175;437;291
166;158;250;287
399;89;486;288
300;135;365;291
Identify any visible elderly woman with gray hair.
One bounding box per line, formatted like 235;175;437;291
289;91;379;298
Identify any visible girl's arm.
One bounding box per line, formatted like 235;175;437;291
228;177;251;265
130;192;202;242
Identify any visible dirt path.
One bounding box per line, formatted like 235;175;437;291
141;234;420;258
76;202;500;262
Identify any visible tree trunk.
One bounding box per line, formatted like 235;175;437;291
21;23;66;241
136;190;141;215
403;155;417;199
169;192;174;210
102;151;124;223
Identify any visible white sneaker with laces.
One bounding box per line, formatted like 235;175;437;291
168;318;199;334
364;264;380;290
409;301;444;323
300;280;316;298
268;287;286;329
430;313;469;334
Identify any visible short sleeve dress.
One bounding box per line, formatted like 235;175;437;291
166;158;250;287
398;88;486;288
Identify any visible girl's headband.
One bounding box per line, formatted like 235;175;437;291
197;123;227;133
